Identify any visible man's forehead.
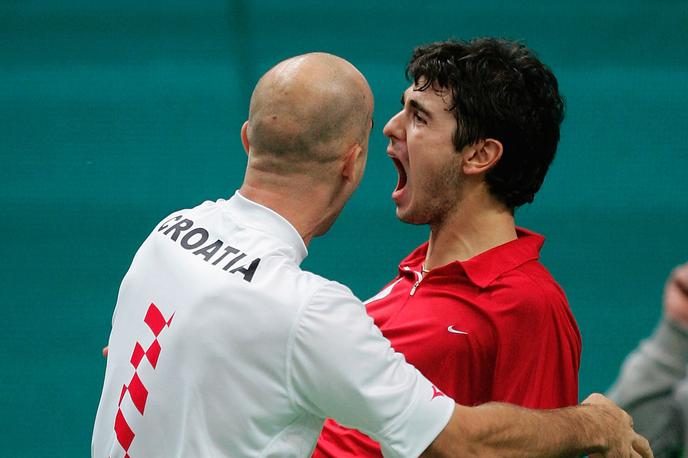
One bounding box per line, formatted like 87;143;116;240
403;83;452;109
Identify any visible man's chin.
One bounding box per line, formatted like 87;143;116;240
395;207;426;226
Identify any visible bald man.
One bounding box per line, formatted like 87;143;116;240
92;53;651;458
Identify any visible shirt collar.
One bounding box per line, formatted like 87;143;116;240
400;227;545;289
224;191;308;265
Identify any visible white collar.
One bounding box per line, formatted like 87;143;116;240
224;191;308;264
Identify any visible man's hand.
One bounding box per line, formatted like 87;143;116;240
423;395;653;458
664;262;688;326
102;346;108;358
583;393;653;458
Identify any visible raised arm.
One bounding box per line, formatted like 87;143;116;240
608;262;688;455
423;393;652;458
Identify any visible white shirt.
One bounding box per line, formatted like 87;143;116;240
92;192;454;458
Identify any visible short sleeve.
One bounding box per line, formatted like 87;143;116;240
286;281;455;458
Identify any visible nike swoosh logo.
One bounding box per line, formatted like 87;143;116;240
447;325;468;335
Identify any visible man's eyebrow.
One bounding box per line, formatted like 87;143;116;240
401;90;432;118
409;99;431;118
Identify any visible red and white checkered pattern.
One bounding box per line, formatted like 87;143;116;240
112;302;174;458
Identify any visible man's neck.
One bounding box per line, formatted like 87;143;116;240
239;171;336;247
424;189;517;270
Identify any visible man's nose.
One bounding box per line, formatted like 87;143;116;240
383;111;404;140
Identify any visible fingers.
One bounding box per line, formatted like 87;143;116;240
102;346;109;358
582;392;609;406
673;263;688;295
581;394;651;458
665;264;688;325
631;433;653;458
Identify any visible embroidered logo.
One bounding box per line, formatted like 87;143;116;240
431;385;446;400
447;325;468;335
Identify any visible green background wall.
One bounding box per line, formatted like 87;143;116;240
2;1;686;455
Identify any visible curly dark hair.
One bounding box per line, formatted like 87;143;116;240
406;38;564;209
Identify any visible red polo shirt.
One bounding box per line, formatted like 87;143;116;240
313;228;581;457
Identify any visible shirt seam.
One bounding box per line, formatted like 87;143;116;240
491;267;551;312
258;411;310;458
284;283;325;416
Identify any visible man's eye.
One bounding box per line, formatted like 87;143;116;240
413;112;426;124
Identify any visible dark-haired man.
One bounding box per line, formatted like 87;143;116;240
316;38;582;457
93;51;651;458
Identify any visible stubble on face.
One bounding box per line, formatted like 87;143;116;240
398;150;464;227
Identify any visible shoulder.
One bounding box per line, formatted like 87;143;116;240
247;260;360;318
286;274;369;342
483;261;580;347
148;200;222;237
486;261;567;314
301;275;361;313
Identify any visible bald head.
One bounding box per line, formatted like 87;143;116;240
246;53;373;172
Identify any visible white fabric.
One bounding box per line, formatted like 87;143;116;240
92;191;454;458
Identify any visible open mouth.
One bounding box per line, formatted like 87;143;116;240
391;157;407;191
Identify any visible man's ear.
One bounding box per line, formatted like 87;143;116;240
341;143;364;181
462;138;503;176
241;121;250;155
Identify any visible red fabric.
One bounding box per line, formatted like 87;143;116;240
313;228;581;457
113;302;174;456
